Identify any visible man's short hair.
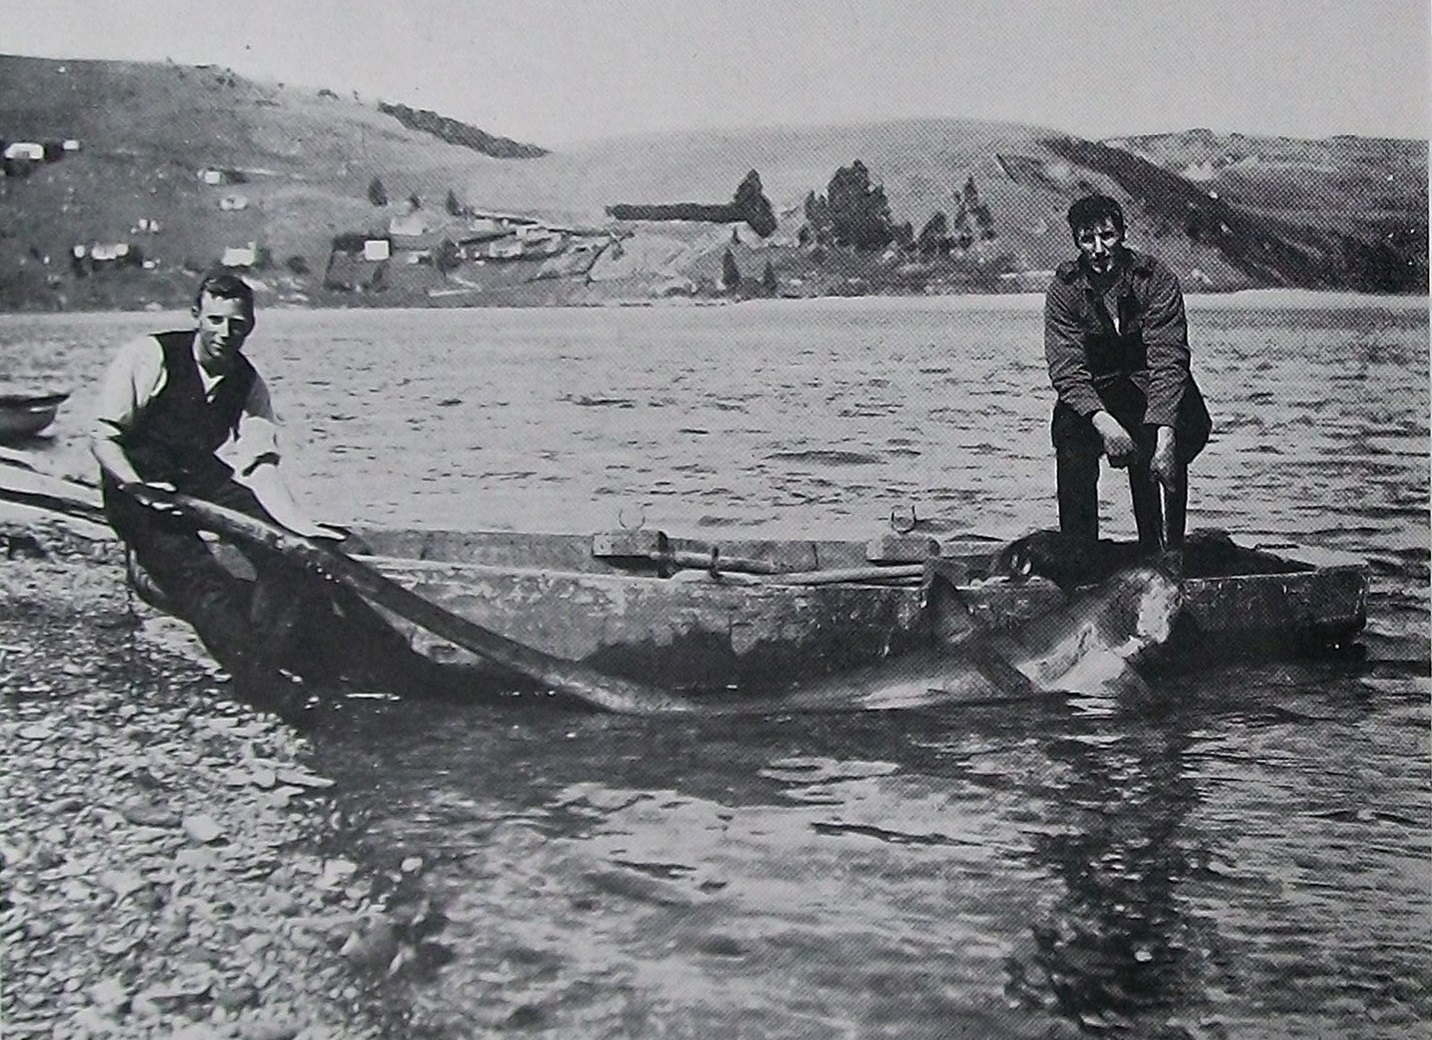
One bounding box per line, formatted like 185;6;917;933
1066;195;1126;236
193;271;255;315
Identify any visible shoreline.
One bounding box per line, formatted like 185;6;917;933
0;519;402;1039
0;288;1424;325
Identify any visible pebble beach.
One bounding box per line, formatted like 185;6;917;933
0;517;420;1039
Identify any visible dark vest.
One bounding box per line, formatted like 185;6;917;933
118;330;257;490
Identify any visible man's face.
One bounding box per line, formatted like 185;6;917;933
1074;218;1125;277
192;292;254;372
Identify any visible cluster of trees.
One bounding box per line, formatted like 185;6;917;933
802;162;998;256
608;170;777;237
802;161;900;249
721;248;779;296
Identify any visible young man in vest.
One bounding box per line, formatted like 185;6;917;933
1044;195;1212;551
91;273;344;690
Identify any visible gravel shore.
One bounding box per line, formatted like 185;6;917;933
1;517;411;1039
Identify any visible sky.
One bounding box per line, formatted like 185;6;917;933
0;0;1426;146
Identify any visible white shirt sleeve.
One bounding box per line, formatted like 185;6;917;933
90;336;166;443
220;371;281;476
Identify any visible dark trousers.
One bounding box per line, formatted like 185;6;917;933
102;476;311;678
1054;421;1188;551
1053;441;1185;552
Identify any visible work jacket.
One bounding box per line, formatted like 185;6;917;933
1044;248;1211;458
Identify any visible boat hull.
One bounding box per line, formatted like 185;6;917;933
0;392;67;441
350;528;1369;693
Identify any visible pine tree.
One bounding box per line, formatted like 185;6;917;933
917;212;953;256
762;260;778;294
732;170;777;237
721;248;742;292
367;176;388;207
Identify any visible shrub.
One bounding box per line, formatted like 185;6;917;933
434;239;462;274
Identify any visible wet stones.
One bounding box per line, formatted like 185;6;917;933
0;554;390;1038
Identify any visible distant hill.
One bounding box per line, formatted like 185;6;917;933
1100;129;1428;291
0;53;1424;310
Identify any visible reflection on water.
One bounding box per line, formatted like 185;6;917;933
1006;723;1210;1035
305;658;1428;1039
2;298;1427;1037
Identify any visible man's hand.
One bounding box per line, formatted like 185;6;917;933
1091;411;1137;468
1150;426;1179;491
118;480;182;513
284;521;370;553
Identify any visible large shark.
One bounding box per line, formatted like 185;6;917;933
0;459;1182;716
720;562;1183;714
153;489;1182;715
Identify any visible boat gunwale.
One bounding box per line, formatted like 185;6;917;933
353;526;1371;586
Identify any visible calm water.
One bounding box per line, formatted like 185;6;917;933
3;296;1428;1037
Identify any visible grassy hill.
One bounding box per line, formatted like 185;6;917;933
0;53;1424;310
0;53;548;308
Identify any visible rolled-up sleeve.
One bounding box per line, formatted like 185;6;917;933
1140;265;1191;427
223;374;281;477
91;336;165;445
1044;283;1104;416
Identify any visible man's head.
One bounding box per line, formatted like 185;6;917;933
191;272;256;374
1066;195;1126;278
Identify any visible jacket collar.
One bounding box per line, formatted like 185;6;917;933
1055;246;1155;288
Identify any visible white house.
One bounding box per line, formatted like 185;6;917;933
91;243;131;262
221;244;257;268
362;239;391;262
218;194;249;212
3;142;45;162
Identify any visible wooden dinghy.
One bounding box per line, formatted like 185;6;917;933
0;457;1370;700
0;388;68;441
349;526;1370;694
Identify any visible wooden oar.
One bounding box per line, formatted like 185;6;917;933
0;460;108;525
758;563;927;586
592;529;778;576
129;487;700;716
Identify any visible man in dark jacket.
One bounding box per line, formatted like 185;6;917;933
91;273;342;686
1044;195;1211;550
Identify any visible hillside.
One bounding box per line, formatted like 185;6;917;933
0;53;1424;311
0;53;550;309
